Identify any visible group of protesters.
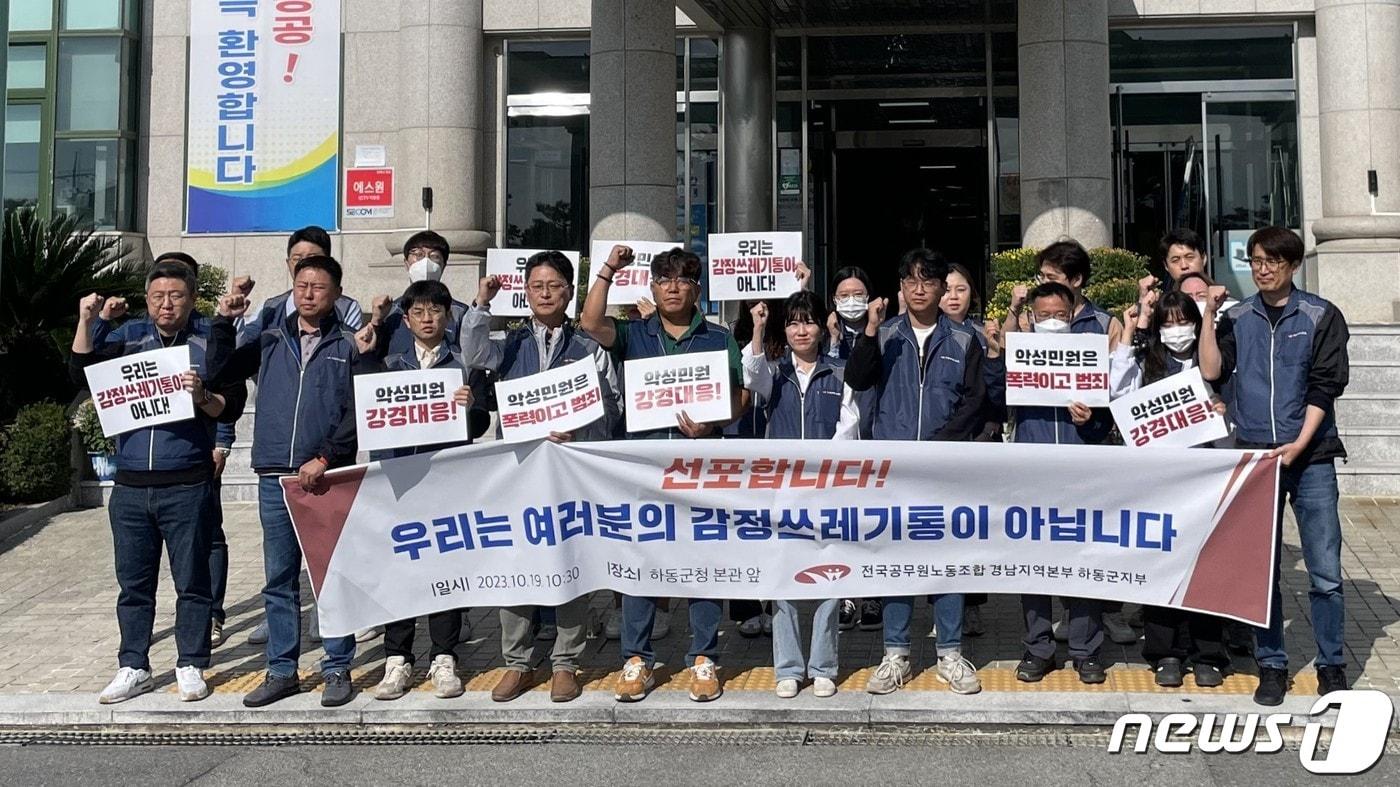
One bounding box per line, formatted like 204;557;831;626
70;221;1349;710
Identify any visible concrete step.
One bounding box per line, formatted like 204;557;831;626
1348;325;1400;365
1338;428;1400;464
1337;462;1400;497
1348;362;1400;394
1335;394;1400;428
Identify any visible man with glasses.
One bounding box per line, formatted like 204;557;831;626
463;250;621;704
370;231;471;357
580;244;750;704
1198;226;1351;706
843;248;986;696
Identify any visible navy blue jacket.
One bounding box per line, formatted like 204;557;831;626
947;315;1008;439
1213;288;1349;462
367;343;491;461
1012;300;1116;445
844;313;986;441
762;355;850;440
377;298;469;357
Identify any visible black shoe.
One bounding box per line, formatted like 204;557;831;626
1016;652;1056;682
321;669;354;707
1193;664;1225;688
1075;657;1107;685
243;673;301;708
1253;667;1290;706
1225;622;1254;655
963;605;985;638
1153;657;1184;688
1317;665;1348;696
837;600;857;631
858;599;883;631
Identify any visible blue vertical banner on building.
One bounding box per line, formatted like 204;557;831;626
185;0;341;233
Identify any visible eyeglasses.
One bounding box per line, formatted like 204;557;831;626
1248;256;1289;272
147;291;189;305
527;281;570;294
408;306;447;319
654;277;698;290
900;277;940;292
407;248;446;264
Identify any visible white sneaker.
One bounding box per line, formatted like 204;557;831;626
372;656;413;701
99;667;154;704
865;653;911;695
176;665;209;702
355;625;384;643
653;609;671;640
776;678;800;698
249;620;269;645
936;652;982;695
604;609;622;640
428;654;463;699
813;677;837;698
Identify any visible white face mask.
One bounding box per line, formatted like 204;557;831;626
1034;317;1070;334
408;258;443;283
1159;324;1197;353
835;295;868;321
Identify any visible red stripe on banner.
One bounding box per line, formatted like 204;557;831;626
1181;454;1279;625
281;467;368;597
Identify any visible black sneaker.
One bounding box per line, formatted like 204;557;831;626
837;600;857;631
1075;657;1107;685
1193;663;1225;688
1153;657;1184;688
858;599;883;631
242;673;301;708
1317;665;1348;696
1254;667;1290;706
321;669;355;707
1016;652;1056;682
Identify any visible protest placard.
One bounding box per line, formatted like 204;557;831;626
354;368;469;453
623;350;731;432
588;240;681;306
706;232;803;301
84;346;195;437
1005;332;1112;407
494;358;606;443
484;249;582;317
1110;367;1230;448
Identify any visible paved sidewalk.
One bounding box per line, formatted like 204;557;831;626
0;497;1397;725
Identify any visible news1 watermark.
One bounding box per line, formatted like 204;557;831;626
1109;690;1395;774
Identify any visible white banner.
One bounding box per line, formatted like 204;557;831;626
623;350;731;432
85;347;195;437
485;249;582;317
495;359;605;443
353;368;468;453
283;439;1281;638
1005;332;1111;407
1111;368;1230;448
589;240;680;306
706;232;804;301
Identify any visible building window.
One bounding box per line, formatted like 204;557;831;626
2;0;139;230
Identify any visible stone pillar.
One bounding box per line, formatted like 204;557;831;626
589;0;676;243
1311;0;1400;322
721;28;773;233
1017;0;1112;248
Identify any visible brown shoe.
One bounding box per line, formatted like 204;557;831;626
688;655;722;702
491;669;533;703
613;656;654;702
550;669;582;703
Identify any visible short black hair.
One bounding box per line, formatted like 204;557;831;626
1038;240;1091;286
1174;271;1213;292
896;248;949;282
831;266;872;294
651;248;702;281
293;254;343;287
399;280;454;312
783;289;828;327
287;225;332;256
145;260;198;294
1028;281;1076;310
154;251;199;273
1159;228;1206;261
403;230;449;262
1247;226;1304;266
524;250;574;284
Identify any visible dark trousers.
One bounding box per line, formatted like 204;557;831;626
730;599;768;621
1022;595;1102;661
206;479;228;623
1141;607;1230;669
384;611;463;664
109;481;214;670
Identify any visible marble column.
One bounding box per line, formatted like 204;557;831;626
720;27;773;233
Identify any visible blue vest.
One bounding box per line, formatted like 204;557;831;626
763;355;849;440
867;314;977;441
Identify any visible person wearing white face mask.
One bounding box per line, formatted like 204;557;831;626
367;231;472;358
826;266;873;359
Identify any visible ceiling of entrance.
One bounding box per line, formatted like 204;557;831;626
691;0;1014;28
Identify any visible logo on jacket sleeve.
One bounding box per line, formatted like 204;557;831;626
794;564;851;584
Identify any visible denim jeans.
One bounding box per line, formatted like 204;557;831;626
772;599;839;680
258;476;355;677
109;481;214;670
883;595;963;657
206;479;228;623
621;596;721;667
1255;459;1345;670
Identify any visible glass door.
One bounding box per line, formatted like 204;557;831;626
1112;91;1207;271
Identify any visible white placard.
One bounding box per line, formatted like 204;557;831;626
484;249;582;318
353;368;470;453
85;347;196;437
1111;367;1230;448
623;350;731;432
494;358;606;443
354;144;386;167
706;232;803;301
589;240;682;306
1005;332;1112;407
